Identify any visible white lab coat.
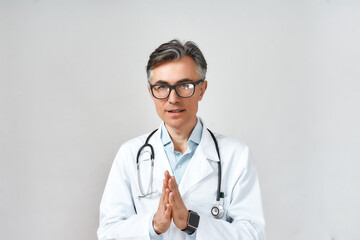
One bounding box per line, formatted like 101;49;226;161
98;122;266;240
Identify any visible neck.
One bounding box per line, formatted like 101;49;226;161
165;118;197;154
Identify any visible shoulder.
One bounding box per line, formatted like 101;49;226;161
121;133;149;149
209;133;258;187
211;132;249;154
207;131;253;171
114;130;158;161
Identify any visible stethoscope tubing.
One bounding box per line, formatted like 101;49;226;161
206;128;222;202
136;128;223;218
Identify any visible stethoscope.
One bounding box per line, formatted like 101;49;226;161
136;128;225;219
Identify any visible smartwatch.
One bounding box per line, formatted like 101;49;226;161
182;210;200;235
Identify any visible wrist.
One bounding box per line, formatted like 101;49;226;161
180;211;190;230
181;210;200;235
153;216;162;234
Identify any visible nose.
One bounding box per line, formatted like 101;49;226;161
168;88;180;104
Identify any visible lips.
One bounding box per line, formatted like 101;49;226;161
167;109;185;113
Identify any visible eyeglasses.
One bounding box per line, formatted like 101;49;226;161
149;79;204;99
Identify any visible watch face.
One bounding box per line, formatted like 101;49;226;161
188;212;200;228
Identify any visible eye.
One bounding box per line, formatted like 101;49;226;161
154;85;168;91
180;83;193;90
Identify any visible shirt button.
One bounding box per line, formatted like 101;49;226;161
177;164;182;169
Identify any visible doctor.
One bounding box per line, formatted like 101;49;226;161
97;40;266;240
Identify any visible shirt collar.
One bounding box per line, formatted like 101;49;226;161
160;122;172;146
160;117;203;147
188;118;202;145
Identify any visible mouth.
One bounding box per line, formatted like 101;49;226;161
167;109;185;113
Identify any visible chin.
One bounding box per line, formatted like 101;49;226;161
163;117;187;129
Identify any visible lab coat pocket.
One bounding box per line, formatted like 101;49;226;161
187;200;214;217
187;198;227;221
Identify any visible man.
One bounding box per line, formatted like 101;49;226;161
97;40;266;240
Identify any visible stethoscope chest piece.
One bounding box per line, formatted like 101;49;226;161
211;202;224;219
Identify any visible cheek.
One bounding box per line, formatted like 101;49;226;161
186;99;199;112
153;100;165;114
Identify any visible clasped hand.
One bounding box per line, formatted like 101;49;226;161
153;170;189;234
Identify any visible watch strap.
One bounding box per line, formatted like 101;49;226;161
182;210;200;235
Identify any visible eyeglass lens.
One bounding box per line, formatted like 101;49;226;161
152;83;195;99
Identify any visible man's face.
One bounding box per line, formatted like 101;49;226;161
148;56;207;131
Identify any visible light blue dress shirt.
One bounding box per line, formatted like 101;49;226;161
161;119;202;184
149;118;203;240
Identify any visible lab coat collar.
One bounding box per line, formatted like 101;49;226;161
149;124;174;178
196;118;220;163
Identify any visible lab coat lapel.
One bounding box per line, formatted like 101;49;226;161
178;126;220;197
150;127;174;180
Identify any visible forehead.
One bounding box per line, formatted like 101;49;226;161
151;56;199;84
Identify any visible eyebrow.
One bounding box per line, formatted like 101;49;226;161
154;78;194;84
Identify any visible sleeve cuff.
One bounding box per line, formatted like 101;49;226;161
186;231;197;239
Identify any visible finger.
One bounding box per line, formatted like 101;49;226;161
164;176;168;189
169;177;178;192
165;171;171;184
164;171;171;187
169;191;174;206
169;182;184;208
163;178;167;189
164;188;170;204
172;176;176;188
168;177;173;191
165;170;170;180
161;178;167;202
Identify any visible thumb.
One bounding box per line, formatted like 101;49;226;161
165;203;172;219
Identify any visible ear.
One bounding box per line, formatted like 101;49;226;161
147;84;152;96
198;80;207;101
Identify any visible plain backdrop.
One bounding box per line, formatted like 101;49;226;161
1;1;359;240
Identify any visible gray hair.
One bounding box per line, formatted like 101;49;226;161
146;39;207;83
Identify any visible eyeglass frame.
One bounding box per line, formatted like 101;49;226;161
149;79;205;99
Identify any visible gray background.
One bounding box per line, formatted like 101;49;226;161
1;0;359;239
